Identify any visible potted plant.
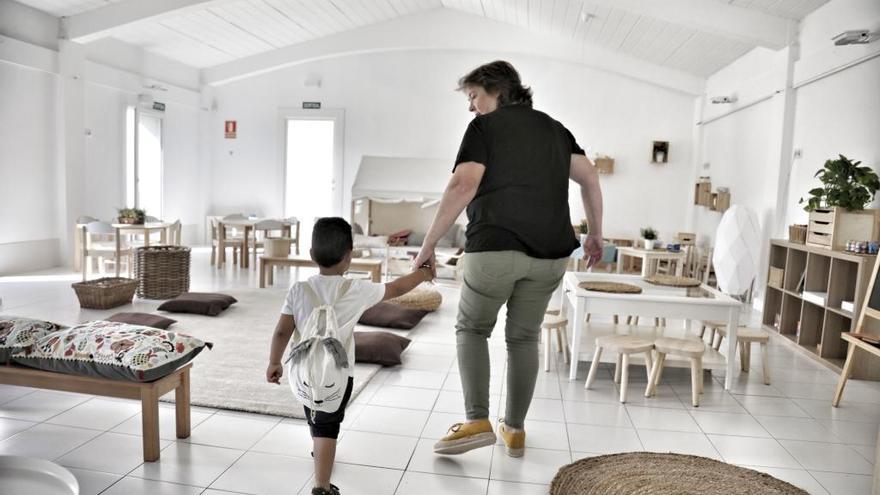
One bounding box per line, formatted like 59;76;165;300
640;227;657;250
799;155;880;250
800;155;879;212
117;207;146;225
577;219;589;245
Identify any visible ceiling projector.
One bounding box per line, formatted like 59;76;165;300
832;30;874;45
710;95;737;104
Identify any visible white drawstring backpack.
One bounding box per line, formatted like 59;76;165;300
284;279;352;420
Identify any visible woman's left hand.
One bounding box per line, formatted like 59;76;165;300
413;245;437;278
582;234;604;268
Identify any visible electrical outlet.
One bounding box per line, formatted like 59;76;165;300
793;149;803;159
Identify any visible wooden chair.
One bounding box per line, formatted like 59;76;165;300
74;216;99;272
168;219;182;246
285;217;301;255
646;337;705;407
211;218;244;268
542;314;570;371
250;219;287;266
81;221;132;280
701;322;771;385
585;334;654;403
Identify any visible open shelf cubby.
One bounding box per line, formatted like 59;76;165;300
764;240;877;378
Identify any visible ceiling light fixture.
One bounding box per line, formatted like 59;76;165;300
580;11;596;23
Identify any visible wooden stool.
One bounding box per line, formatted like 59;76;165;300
625;316;666;327
647;337;705;407
710;326;771;385
585;335;654;403
542;314;570;371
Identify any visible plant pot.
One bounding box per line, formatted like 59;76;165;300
118;217;142;225
643;239;655;250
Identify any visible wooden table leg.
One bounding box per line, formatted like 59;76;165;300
259;259;266;288
141;385;160;462
833;343;856;407
242;226;250;268
371;265;381;282
724;308;739;391
675;258;684;276
218;223;226;269
175;368;191;439
115;228;122;277
160;227;167;245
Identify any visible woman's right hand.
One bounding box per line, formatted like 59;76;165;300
582;234;604;268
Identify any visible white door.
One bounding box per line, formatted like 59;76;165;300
126;108;164;219
283;109;344;249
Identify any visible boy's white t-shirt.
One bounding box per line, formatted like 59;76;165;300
280;275;386;376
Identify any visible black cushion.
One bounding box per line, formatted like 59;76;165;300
158;293;237;316
358;302;428;330
106;312;176;329
354;331;411;366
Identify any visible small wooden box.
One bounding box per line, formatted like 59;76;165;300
806;207;880;250
594;157;614;175
677;232;696;245
788;224;807;244
711;191;731;212
768;267;784;288
694;179;712;206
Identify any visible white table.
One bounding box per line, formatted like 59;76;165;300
616;246;687;277
216;219;296;269
561;272;741;390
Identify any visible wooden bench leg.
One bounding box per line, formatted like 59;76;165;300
833;343;856;407
585;346;603;389
760;342;771;385
175;367;191;439
141;386;160;462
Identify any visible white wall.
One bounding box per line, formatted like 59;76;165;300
0;60;61;273
209;50;697;242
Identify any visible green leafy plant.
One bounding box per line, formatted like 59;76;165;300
578;219;589;235
640;227;657;240
117;207;146;224
800;155;880;212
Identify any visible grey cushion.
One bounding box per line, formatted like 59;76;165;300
158;293;237;316
358;303;428;330
354;331;411;366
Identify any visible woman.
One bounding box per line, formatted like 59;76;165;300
414;60;604;457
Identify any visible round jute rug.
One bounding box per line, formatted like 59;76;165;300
578;281;643;294
550;453;808;495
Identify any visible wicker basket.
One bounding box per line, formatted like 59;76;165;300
71;277;138;309
134;245;191;299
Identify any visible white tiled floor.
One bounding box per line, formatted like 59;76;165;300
1;249;879;494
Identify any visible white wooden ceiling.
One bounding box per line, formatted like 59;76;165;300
16;0;830;77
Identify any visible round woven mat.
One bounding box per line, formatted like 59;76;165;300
578;281;642;294
387;288;442;312
550;453;807;495
644;274;702;288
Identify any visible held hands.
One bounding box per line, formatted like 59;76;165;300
413;246;437;280
266;363;283;385
582;234;604;268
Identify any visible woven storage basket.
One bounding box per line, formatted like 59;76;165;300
388;288;442;312
71;277;138;309
134;245;191;299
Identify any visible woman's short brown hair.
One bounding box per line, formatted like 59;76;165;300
458;60;533;108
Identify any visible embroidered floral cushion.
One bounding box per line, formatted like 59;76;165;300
12;320;211;382
0;316;64;364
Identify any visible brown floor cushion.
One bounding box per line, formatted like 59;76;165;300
158;293;237;316
0;316;64;364
358;302;428;330
106;312;176;329
13;320;211;382
354;331;411;366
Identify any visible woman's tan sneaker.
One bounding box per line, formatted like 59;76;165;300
498;421;525;457
433;419;496;455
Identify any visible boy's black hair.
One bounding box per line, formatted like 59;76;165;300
311;217;353;268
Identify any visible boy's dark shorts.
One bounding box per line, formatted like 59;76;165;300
304;376;354;439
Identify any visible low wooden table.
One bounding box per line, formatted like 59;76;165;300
616;246;687;277
259;255;383;287
0;363;191;462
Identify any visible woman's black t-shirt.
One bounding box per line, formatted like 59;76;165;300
454;105;584;259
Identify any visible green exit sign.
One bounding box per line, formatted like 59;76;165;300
302;102;321;109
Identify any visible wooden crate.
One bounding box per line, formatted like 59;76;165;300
789;224;807;244
769;267;784;288
807;207;880;251
710;191;731;212
694;179;712;206
594;157;614;175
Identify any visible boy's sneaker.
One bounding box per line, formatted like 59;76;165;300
433;419;496;455
311;484;340;495
498;419;525;458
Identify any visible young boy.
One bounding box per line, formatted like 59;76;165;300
266;217;433;495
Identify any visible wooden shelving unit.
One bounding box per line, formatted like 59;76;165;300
763;240;878;378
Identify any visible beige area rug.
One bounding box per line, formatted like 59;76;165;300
159;288;381;419
550;453;808;495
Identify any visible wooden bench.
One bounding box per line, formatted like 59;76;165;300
259;255;383;287
0;363;191;462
